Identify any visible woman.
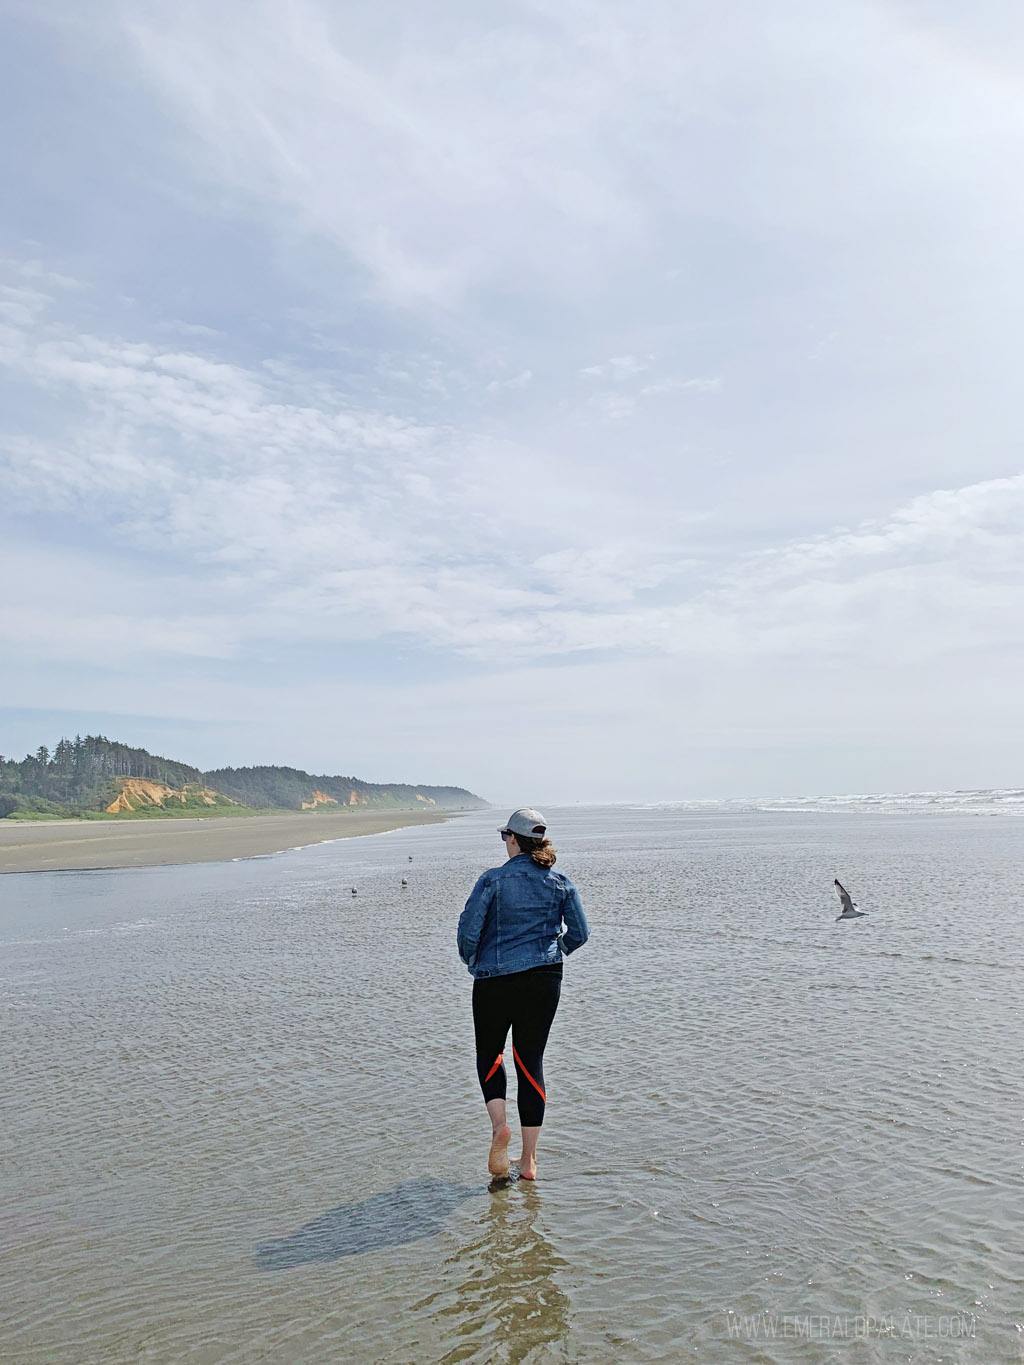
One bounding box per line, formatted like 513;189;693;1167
457;808;590;1180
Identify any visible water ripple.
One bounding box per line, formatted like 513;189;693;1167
1;808;1019;1363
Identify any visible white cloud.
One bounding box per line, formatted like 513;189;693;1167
588;392;636;421
78;0;1024;332
580;355;646;381
640;376;722;396
748;474;1024;583
485;369;533;393
0;285;698;660
0;603;240;662
2;280;1021;678
112;0;652;310
155;320;224;339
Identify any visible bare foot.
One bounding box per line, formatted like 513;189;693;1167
516;1154;537;1180
488;1124;512;1176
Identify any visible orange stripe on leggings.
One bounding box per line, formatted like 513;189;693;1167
484;1053;504;1082
512;1046;546;1103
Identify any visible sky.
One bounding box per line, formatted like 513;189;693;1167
2;0;1023;804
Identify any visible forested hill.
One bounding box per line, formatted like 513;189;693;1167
203;765;485;812
0;736;485;819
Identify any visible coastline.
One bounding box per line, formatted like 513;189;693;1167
0;808;451;874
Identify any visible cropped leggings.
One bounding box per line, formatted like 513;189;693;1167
472;964;562;1127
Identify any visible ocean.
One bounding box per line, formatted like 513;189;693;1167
1;804;1020;1363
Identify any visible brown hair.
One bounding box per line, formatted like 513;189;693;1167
514;833;557;869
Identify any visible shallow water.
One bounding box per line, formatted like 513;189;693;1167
1;807;1021;1363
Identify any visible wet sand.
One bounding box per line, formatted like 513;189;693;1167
0;809;449;873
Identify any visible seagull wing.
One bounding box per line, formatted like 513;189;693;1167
834;879;856;913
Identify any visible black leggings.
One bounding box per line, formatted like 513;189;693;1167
472;964;562;1127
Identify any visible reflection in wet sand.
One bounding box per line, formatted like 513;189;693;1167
420;1180;572;1363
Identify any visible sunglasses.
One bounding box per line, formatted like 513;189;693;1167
500;830;512;841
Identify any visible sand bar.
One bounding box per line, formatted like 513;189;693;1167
0;809;449;874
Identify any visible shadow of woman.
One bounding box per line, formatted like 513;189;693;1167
415;1179;572;1363
253;1176;484;1268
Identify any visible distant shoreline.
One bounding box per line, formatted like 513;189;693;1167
0;808;452;874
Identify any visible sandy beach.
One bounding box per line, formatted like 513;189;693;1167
0;809;449;874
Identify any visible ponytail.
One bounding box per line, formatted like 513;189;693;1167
515;834;556;869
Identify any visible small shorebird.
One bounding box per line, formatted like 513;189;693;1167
834;878;867;921
350;887;358;897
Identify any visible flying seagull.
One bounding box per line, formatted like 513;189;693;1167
834;879;867;921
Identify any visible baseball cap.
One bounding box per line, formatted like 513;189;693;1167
499;807;548;838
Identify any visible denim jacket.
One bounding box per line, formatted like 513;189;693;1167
457;854;590;979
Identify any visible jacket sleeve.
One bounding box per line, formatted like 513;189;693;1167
458;873;494;967
558;882;590;955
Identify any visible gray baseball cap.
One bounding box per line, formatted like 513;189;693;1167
499;807;548;838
